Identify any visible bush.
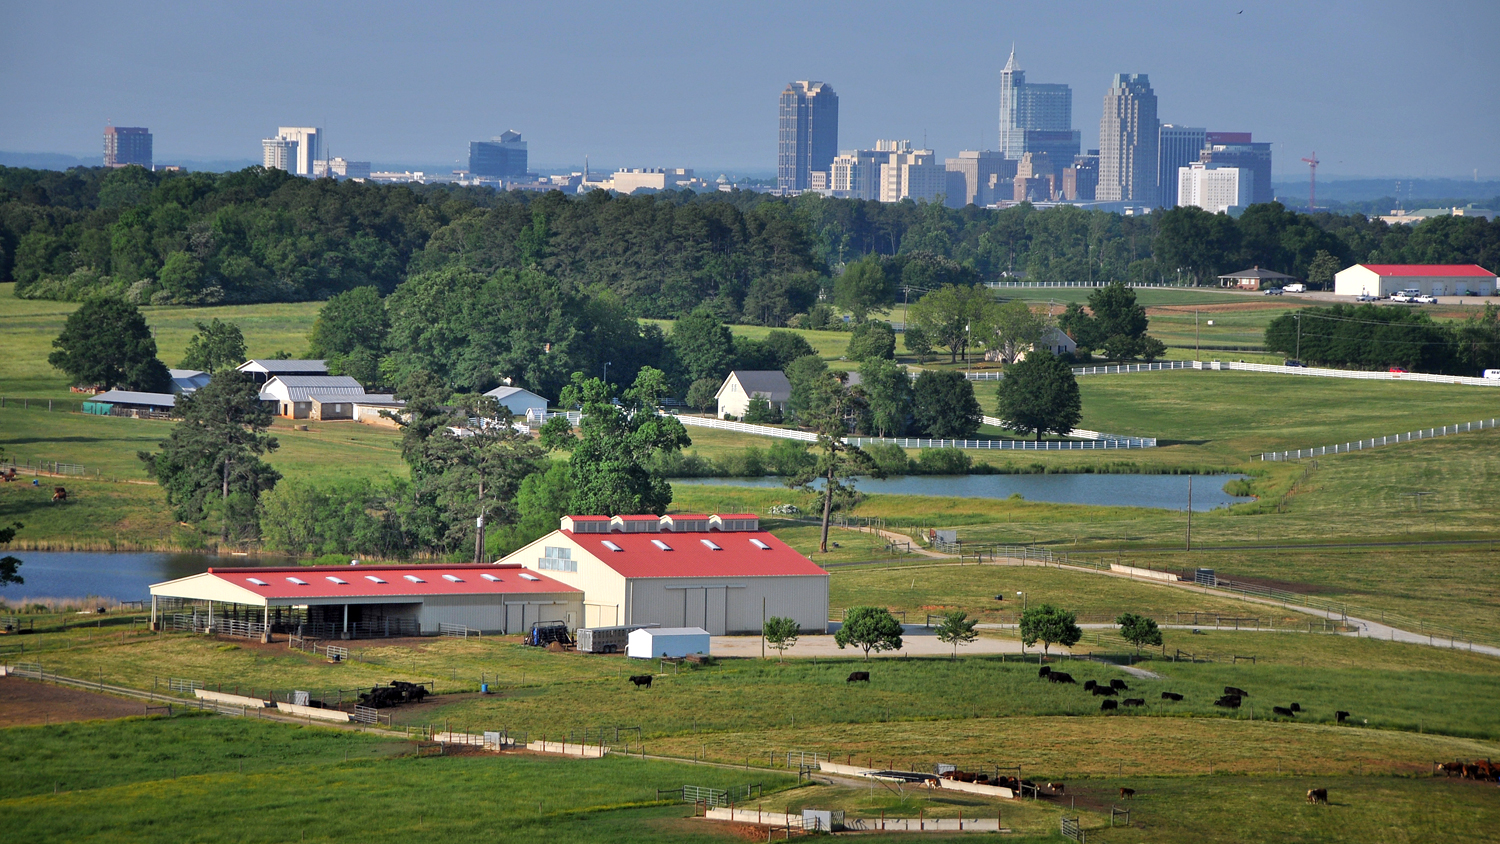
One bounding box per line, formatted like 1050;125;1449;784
845;321;896;362
915;448;972;475
864;443;912;476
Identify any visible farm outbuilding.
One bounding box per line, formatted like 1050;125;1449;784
148;564;582;639
1333;264;1498;297
505;513;829;635
258;375;366;419
628;626;710;659
483;385;548;418
81;390;176;418
235;359;329;385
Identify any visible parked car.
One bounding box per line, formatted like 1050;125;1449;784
1263;287;1283;295
1415;294;1438;304
1284;359;1308;368
1283;283;1307;293
1388;367;1409;374
1356;293;1378;302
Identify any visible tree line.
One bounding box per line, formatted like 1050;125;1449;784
1264;303;1500;374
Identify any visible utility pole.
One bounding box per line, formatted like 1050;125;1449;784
1186;476;1193;551
1195;310;1200;357
1295;313;1301;361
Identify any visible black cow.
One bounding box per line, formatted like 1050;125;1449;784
847;671;870;683
1214;694;1242;709
1048;671;1075;684
1092;685;1118;697
1335;710;1350;723
1307;788;1328;805
1100;699;1118;711
1161;692;1184;702
1083;680;1098;691
1122;698;1145;707
1119;787;1135;799
1273;705;1295;717
628;674;653;688
1224;686;1249;698
1038;666;1052;678
1289;702;1301;712
1109;679;1129;691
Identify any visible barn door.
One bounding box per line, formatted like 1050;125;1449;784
705;586;726;635
684;588;707;629
505;603;524;634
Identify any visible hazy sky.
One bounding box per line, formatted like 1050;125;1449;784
3;0;1497;177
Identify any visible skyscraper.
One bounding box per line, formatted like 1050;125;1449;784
777;81;838;191
1200;137;1272;205
997;48;1078;163
261;127;320;176
262;137;297;172
1158;124;1206;209
469;130;529;179
103;126;152;168
1097;74;1159;205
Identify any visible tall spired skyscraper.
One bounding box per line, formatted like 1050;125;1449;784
777;81;838;192
997;47;1077;163
1097;74;1159;204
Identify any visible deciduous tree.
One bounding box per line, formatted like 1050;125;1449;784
994;351;1081;441
1116;612;1163;656
763;616;801;662
180;318;246;374
834;606;904;659
911;370;981;439
49;296;171;392
935;610;979;656
1020;604;1082;657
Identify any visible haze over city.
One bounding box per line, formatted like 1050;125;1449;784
2;0;1497;178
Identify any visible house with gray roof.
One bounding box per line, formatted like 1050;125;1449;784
1216;266;1297;291
715;370;792;419
259;375;366;419
168;369;212;395
235;359;329;384
483;385;548;418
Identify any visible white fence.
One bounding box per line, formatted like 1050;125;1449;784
980;416;1154;447
984;281;1181;289
965;360;1193;381
674;414;817;442
675;413;1157;450
1260;418;1500;461
525;409;583;426
1218;360;1500;387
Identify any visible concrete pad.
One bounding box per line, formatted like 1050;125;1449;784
710;625;1045;659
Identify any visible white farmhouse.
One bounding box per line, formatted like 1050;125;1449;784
715;371;792;419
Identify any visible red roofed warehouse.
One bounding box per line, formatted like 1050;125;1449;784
148;564;581;640
1334;264;1497;298
505;514;829;635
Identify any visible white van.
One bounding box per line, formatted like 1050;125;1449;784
1483;369;1500;381
1283;283;1306;293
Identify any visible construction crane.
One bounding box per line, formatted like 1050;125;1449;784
1301;152;1320;211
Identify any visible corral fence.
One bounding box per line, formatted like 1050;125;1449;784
439;622;480;638
1261;418;1500;461
1061;816;1086;842
171;613;267;640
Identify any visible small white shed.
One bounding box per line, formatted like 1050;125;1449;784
627;626;710;659
484;385;549;418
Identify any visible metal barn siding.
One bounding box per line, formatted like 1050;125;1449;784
626;575;828;635
417;593;580;635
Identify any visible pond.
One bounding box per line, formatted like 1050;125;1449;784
1;551;290;604
675;473;1251;511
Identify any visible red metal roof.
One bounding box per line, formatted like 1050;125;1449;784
203;564;580;600
563;530;828;579
1357;264;1495;277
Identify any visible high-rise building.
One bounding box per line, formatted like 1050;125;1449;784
872;140;943;204
998;48;1076;163
1097;74;1159;205
468;131;529;179
829;148;885;200
262;137;297;172
944;150;1016;208
1178;162;1251;213
777;81;838;191
103;126;152;168
1200;137;1272;205
1158;124;1206;209
1063;151;1100;202
261;127;320;176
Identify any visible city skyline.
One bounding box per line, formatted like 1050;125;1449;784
2;1;1496;178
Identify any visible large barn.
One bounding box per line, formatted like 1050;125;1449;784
148;564;581;639
505;514;829;635
1333;264;1498;297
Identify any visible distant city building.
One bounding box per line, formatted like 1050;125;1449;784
1097;74;1159;205
944;150;1015;208
469;131;529;179
829;148;884;200
1013;152;1058;202
1177;162;1251;214
260;127;320;176
777;81;839;191
611;168;695;194
262;137;297;172
1157;124;1206;209
874;140;943;204
1378;204;1495;225
313;158;371;180
1199;136;1271;205
997;48;1076;162
103;126;152;168
1062;152;1099;201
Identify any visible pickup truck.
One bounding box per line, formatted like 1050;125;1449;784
1415;294;1438;304
1390;289;1423;303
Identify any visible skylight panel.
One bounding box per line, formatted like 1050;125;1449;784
403;574;425;583
364;575;387;584
519;572;540;581
246;577;268;586
480;573;502;582
325;576;348;585
601;540;623;552
442;574;464;583
750;538;771;550
651;539;673;551
286;576;308;585
700;539;722;551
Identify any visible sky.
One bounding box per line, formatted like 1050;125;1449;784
2;0;1497;178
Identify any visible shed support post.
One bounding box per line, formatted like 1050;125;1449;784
207;601;213;633
262;605;271;643
150;595;158;631
343;604;349;638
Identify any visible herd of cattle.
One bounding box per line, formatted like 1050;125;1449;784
357;680;428;708
1036;668;1355;724
1438;760;1500;782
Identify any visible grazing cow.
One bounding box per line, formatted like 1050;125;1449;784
1083;680;1098;691
1224;686;1249;698
1438;761;1464;777
1092;685;1118;697
1161;692;1184;702
1214;695;1242;709
628;674;653;688
52;486;67;503
1273;706;1296;718
1335;710;1350;723
1100;699;1118;711
1119;787;1135;799
1122;698;1145;707
1048;671;1076;684
1109;679;1129;691
1306;788;1328;805
846;671;870;683
1038;666;1052;678
1289;702;1301;712
1048;782;1065;793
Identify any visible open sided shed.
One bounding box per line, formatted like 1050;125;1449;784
148;564;582;639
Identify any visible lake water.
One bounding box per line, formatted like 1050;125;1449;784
676;473;1250;511
1;551;287;604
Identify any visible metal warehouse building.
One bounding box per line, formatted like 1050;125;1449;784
148;564;582;639
505;514;830;635
1333;263;1498;297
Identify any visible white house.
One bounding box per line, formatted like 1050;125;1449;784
506;513;829;635
1334;264;1498;298
715;371;792;419
986;327;1078;363
627;627;710;659
168;369;212;395
259;375;366;419
484;385;548;418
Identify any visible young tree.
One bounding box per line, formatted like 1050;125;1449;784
981;299;1051;365
833;255;892;321
763;616;801;662
994;351;1081;441
935;610;979;656
685;377;720;413
787;374;881;552
911;370;981;439
49;296;171;392
902;324;933;364
834;606;904;659
180;318;247;374
139;372;280;542
858;357;912;437
908;284;991;363
1019;604;1082;658
845;321;896;362
1116;612;1163;656
0;514;23;586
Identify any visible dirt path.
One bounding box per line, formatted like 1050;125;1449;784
0;674;148;726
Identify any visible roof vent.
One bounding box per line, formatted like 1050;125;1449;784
750;538;771;550
602;540;623;552
325;576;348;585
651;539;673;551
700;539;722;551
246;577;269;586
286;577;308;585
364;575;387;584
403;574;425;583
519;572;541;581
480;573;502;582
442;574;464;583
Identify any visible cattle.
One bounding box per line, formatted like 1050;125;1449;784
1161;692;1184;702
1306;788;1328;805
628;674;653;688
1038;666;1052;678
1335;710;1350;723
1224;686;1249;698
846;671;870;683
1100;699;1118;711
1122;698;1145;707
1048;671;1076;684
1438;761;1464;777
1109;679;1129;691
1289;702;1301;712
1083;679;1097;691
52;486;67;503
1273;706;1296;718
1092;685;1118;697
1119;787;1135;799
1048;782;1065;793
1214;694;1242;709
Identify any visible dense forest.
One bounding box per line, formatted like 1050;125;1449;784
4;165;1500;319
